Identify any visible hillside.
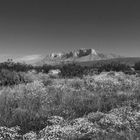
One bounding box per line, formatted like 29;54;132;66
78;57;140;67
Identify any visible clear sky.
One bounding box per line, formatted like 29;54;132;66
0;0;140;61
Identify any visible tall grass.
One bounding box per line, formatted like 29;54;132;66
0;71;140;137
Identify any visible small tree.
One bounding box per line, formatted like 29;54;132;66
134;61;140;70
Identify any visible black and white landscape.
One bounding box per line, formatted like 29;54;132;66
0;1;140;140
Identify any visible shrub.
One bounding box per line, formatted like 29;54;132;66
0;81;48;133
135;61;140;70
0;69;33;86
0;126;21;140
60;64;85;78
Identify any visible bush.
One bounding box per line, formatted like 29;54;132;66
0;69;33;86
135;61;140;70
97;62;131;73
0;81;48;133
60;64;85;78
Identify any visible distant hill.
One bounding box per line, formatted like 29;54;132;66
77;57;140;67
36;48;122;66
15;55;44;65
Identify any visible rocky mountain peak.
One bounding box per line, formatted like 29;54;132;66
49;48;98;59
36;48;122;66
73;48;97;57
50;53;63;58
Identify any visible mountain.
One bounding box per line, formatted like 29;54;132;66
13;49;140;67
36;48;122;66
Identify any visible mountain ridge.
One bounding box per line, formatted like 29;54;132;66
36;48;122;66
6;48;140;66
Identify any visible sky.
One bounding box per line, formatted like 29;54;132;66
0;0;140;61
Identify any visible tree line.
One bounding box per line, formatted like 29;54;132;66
0;59;138;84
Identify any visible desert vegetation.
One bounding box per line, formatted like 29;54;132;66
0;61;140;139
